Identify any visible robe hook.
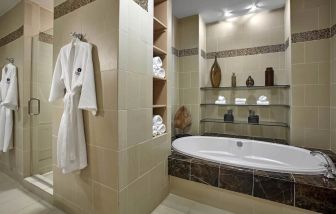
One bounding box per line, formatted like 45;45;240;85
6;58;14;64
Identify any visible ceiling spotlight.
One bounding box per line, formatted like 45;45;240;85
224;10;232;17
249;3;258;12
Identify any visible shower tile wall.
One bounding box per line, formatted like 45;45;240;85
290;0;331;149
0;1;25;178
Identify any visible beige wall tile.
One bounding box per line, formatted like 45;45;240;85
305;39;330;63
92;182;118;214
291;43;305;64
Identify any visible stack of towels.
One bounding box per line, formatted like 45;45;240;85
257;95;269;105
153;56;166;79
215;96;226;104
153;115;166;137
235;98;247;105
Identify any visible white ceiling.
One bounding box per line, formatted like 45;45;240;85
172;0;286;23
0;0;20;16
0;0;53;17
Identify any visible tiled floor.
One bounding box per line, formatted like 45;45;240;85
152;194;233;214
0;171;63;214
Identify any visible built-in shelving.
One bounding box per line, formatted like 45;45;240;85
200;85;290;90
200;103;290;108
153;0;168;138
200;118;289;128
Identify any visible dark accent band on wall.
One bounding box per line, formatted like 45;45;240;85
54;0;96;19
291;28;331;43
133;0;148;11
207;43;285;59
172;47;199;57
331;24;336;38
0;26;24;48
39;32;53;44
201;49;206;59
285;38;289;50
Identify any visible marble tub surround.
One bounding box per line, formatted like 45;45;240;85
168;150;336;213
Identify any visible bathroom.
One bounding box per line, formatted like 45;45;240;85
0;0;335;213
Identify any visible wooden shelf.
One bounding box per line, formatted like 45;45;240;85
154;17;167;32
153;45;167;56
201;85;290;90
154;0;167;6
153;76;166;81
153;105;166;108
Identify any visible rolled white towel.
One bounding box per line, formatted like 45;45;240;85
153;126;158;137
235;98;246;105
257;100;270;105
153;115;163;126
155;68;166;79
157;124;166;135
153;56;162;68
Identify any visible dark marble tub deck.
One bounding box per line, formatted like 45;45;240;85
169;137;336;214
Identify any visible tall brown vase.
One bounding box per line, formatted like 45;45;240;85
210;56;221;88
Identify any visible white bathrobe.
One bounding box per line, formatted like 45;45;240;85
0;63;18;152
49;39;97;174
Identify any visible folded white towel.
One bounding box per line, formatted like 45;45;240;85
153;115;163;126
257;100;270;105
215;100;226;104
235;98;246;105
258;95;268;101
153;57;162;68
152;125;158;137
218;96;225;101
235;102;246;105
157;124;166;135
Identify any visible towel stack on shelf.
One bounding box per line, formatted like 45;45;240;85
235;98;246;105
257;95;269;105
215;96;226;104
153;115;166;137
153;56;166;79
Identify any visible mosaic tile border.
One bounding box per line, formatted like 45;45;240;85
133;0;148;11
169;149;336;213
201;49;206;59
38;32;53;44
331;24;336;38
292;28;331;43
206;43;285;59
54;0;96;19
285;38;289;50
172;47;199;57
0;26;24;48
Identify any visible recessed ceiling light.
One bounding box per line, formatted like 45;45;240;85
224;10;232;17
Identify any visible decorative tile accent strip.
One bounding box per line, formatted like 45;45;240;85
292;28;331;43
202;133;288;145
206;43;285;59
133;0;148;11
168;149;336;214
285;38;289;50
331;24;336;38
0;26;24;48
179;48;198;57
38;32;53;44
201;49;206;59
54;0;96;19
172;47;179;57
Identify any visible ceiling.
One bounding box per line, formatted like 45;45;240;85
172;0;286;23
0;0;20;16
0;0;53;17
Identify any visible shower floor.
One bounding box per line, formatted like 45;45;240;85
41;171;53;184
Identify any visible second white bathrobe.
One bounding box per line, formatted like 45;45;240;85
0;63;18;152
49;39;97;174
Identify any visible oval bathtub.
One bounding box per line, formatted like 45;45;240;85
172;136;327;175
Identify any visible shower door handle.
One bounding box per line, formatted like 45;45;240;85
28;98;40;116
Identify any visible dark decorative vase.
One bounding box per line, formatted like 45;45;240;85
265;67;274;86
210;56;221;88
224;110;234;122
231;73;236;87
246;76;254;87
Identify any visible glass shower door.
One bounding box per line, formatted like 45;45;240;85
29;29;53;184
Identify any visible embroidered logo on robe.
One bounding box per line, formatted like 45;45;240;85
6;78;10;84
75;68;82;76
